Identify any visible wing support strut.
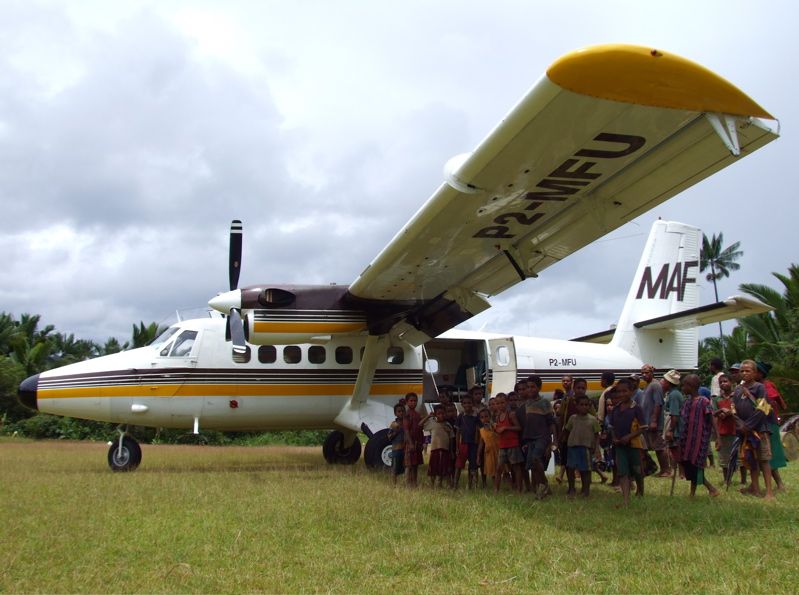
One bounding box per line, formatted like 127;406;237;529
705;113;741;156
332;334;387;433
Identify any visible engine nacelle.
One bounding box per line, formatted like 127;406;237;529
216;284;370;345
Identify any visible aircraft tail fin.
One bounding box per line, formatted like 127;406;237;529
610;220;701;369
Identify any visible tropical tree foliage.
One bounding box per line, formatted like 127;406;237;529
700;232;743;363
700;264;799;411
701;232;744;301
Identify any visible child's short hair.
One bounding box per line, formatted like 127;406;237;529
461;394;473;403
433;404;445;414
574;378;588;388
617;377;638;391
394;403;405;414
527;374;543;388
718;373;731;383
576;394;591;405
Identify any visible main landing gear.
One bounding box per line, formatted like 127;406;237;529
322;430;362;465
363;429;393;471
107;429;142;472
322;429;393;470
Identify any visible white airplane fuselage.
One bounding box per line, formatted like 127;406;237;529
29;316;643;434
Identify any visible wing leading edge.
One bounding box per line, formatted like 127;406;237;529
346;44;778;345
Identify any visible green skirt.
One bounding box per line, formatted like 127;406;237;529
769;423;787;469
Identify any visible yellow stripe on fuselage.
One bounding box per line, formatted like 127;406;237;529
547;44;774;119
38;383;422;399
253;321;367;333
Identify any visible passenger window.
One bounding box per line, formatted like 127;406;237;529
234;346;251;364
258;345;277;364
387;347;404;364
495;345;510;367
308;346;326;364
284;346;302;364
335;346;353;365
170;331;198;357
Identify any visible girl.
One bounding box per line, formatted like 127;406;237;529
476;408;499;488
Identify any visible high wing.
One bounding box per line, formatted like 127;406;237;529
571;295;774;344
346;44;778;345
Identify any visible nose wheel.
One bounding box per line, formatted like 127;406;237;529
107;434;142;472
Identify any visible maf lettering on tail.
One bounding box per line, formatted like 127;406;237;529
635;261;698;301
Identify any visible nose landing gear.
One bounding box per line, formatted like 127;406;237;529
107;429;142;472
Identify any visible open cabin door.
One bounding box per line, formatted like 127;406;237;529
488;337;517;397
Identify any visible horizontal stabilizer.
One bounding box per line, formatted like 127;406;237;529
633;295;773;330
571;295;773;343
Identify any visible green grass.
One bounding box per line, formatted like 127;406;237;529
1;437;798;594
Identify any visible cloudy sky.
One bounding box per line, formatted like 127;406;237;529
0;0;796;345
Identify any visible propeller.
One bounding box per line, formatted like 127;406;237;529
227;220;248;362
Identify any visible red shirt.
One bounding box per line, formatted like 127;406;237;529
496;412;520;449
714;396;736;436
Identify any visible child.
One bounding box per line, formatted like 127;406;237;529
563;395;601;497
422;405;454;488
387;402;406;485
608;377;648;506
445;402;459;485
454;395;480;489
402;392;424;488
679;374;720;497
712;373;736;482
494;393;524;492
476;408;499;488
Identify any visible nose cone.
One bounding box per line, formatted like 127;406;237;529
208;289;242;314
18;373;39;411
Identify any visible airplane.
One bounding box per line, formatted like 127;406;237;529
17;44;778;472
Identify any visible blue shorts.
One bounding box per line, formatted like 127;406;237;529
566;446;591;472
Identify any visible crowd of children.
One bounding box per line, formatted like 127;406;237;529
384;359;790;505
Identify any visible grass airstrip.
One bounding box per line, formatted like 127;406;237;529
1;438;798;594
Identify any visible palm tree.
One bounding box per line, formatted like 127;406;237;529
701;232;743;363
131;322;169;348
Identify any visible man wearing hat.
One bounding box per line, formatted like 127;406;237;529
662;369;684;473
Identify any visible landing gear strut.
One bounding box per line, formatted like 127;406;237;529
322;430;362;464
107;430;142;472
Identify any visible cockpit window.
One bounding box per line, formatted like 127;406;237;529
150;326;179;348
169;331;198;357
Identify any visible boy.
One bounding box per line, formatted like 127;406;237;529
563;394;601;497
454;395;480;489
712;373;736;481
402;392;424;488
608;377;648;506
387;402;406;485
422;405;454;488
517;374;557;498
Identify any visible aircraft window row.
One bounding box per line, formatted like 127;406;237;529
254;345;405;365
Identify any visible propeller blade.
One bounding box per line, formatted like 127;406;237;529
229;219;243;291
229;308;247;358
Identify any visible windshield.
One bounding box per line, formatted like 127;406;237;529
150;326;179;348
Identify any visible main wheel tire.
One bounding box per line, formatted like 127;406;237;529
364;429;393;471
107;436;142;472
322;431;362;465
